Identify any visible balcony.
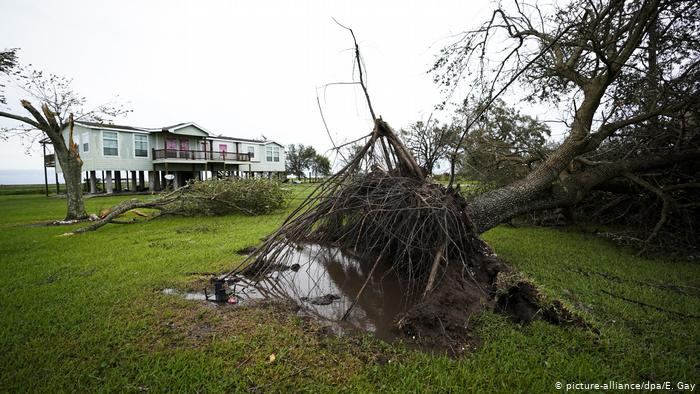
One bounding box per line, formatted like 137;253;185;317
152;149;250;162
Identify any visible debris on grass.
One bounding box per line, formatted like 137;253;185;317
65;178;290;235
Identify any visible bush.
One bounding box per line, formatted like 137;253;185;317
167;178;290;216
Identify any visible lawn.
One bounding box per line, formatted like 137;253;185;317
0;188;698;392
0;184;57;196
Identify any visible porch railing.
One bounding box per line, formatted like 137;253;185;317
152;149;250;162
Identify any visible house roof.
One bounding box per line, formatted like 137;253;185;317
161;122;214;136
211;135;285;147
75;121;152;132
210;135;265;143
160;122;188;130
70;120;284;147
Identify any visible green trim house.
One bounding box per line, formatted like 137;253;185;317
49;121;285;193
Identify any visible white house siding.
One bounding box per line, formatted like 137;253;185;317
151;133;162;150
249;143;285;172
54;123;286;176
57;126;153;173
238;143;260;162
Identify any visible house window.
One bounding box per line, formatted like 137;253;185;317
266;146;280;162
248;146;255;158
103;131;118;156
134;134;149;157
81;132;89;153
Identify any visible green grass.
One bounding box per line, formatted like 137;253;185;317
0;188;698;392
0;184;59;196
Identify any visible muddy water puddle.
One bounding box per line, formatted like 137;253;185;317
162;288;210;301
164;245;414;341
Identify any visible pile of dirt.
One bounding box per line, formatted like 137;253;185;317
394;255;593;353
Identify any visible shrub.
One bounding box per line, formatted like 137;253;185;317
168;178;290;216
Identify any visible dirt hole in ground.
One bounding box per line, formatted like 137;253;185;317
164;244;595;355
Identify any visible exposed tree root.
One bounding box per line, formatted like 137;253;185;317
223;121;593;351
226;26;595;349
395;262;594;353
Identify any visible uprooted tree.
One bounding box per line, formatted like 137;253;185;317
0;55;130;220
433;0;699;240
219;20;598;350
219;0;697;346
62;0;697;344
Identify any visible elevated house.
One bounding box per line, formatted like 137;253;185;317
44;121;285;193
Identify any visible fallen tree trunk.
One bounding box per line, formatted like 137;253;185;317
65;178;290;235
68;197;172;234
465;150;700;234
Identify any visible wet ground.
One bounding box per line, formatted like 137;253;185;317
164;244;414;341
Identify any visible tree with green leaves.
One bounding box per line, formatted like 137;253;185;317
431;0;699;240
285;144;317;180
0;49;18;105
399;118;458;175
310;154;331;181
457;99;551;187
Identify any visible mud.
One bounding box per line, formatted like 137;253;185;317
164;243;593;354
230;245;413;341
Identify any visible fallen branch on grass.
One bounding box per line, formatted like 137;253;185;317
64;178;289;235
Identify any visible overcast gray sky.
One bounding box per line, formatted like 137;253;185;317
1;0;501;175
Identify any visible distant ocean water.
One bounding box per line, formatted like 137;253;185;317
0;169;64;185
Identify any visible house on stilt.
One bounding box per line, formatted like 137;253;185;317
42;121;285;194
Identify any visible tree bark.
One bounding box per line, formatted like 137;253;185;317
466;150;700;234
0;102;90;220
57;149;88;220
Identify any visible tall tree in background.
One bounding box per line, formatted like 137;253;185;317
400;118;457;175
0;55;129;220
457;99;551;186
431;0;699;238
285;144;317;180
310;154;331;181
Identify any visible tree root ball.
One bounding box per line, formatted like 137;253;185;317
396;262;596;354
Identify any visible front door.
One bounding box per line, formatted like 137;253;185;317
179;138;189;159
219;144;227;160
166;138;177;158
